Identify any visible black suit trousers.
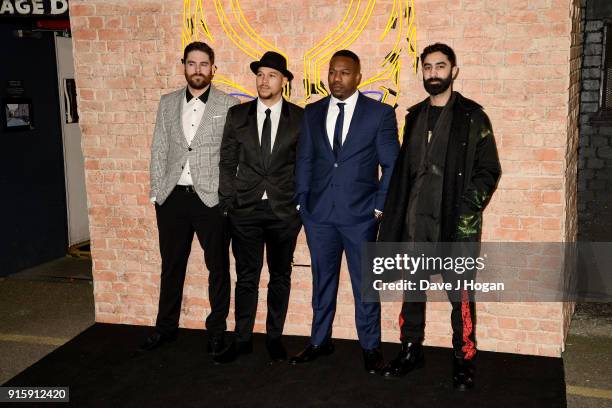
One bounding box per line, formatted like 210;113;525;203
154;188;231;336
230;200;301;342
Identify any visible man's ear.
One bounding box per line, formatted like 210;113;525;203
212;64;217;75
452;66;459;80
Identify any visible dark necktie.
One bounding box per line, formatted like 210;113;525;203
261;108;272;169
333;102;345;158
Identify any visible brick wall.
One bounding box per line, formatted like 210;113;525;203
70;0;579;357
563;0;583;341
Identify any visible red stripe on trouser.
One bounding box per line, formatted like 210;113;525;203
399;312;405;331
461;289;476;360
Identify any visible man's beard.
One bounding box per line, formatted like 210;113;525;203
423;74;452;96
257;86;279;100
185;73;211;90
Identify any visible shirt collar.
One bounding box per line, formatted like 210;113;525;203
186;84;211;103
257;97;283;115
330;90;359;110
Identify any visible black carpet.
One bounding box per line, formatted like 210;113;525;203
3;324;566;407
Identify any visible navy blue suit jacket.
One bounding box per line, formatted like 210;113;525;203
295;93;400;224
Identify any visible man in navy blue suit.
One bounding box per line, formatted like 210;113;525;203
289;50;400;373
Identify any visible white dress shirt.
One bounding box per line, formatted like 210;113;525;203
326;90;359;147
178;88;208;186
257;98;283;199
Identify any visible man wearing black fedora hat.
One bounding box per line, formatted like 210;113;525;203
216;51;304;363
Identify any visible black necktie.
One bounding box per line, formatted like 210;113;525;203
261;108;272;169
333;102;345;158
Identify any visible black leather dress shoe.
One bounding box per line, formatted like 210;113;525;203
207;333;227;356
139;331;177;351
213;340;253;364
453;357;475;390
381;342;424;378
363;348;385;374
289;342;334;365
266;338;287;362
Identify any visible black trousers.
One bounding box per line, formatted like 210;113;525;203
154;188;230;336
399;272;477;360
230;200;301;342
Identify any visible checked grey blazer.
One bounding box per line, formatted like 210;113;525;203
150;85;240;206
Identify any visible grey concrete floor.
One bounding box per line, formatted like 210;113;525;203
0;257;94;384
0;257;610;407
565;303;612;407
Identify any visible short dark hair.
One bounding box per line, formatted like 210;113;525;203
182;41;215;65
331;49;361;67
420;43;457;67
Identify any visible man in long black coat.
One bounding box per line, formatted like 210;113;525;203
378;43;501;390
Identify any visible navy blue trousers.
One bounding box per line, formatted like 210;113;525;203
302;213;381;350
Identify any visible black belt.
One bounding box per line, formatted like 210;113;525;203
174;185;196;193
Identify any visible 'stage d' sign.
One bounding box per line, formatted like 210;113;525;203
0;0;69;17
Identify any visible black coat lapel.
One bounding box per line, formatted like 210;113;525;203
246;100;264;169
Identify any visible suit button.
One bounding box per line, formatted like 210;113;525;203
334;163;338;168
181;166;184;169
188;147;192;151
458;172;462;176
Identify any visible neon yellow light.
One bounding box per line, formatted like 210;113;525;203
182;0;214;49
315;0;376;95
181;1;419;106
303;0;358;101
380;0;398;40
199;0;214;42
213;0;261;59
302;2;356;101
406;0;418;73
213;74;255;97
232;1;282;57
231;0;291;98
359;0;404;107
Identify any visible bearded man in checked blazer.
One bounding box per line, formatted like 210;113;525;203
141;42;239;354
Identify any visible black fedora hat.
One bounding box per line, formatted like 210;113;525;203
250;51;293;81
